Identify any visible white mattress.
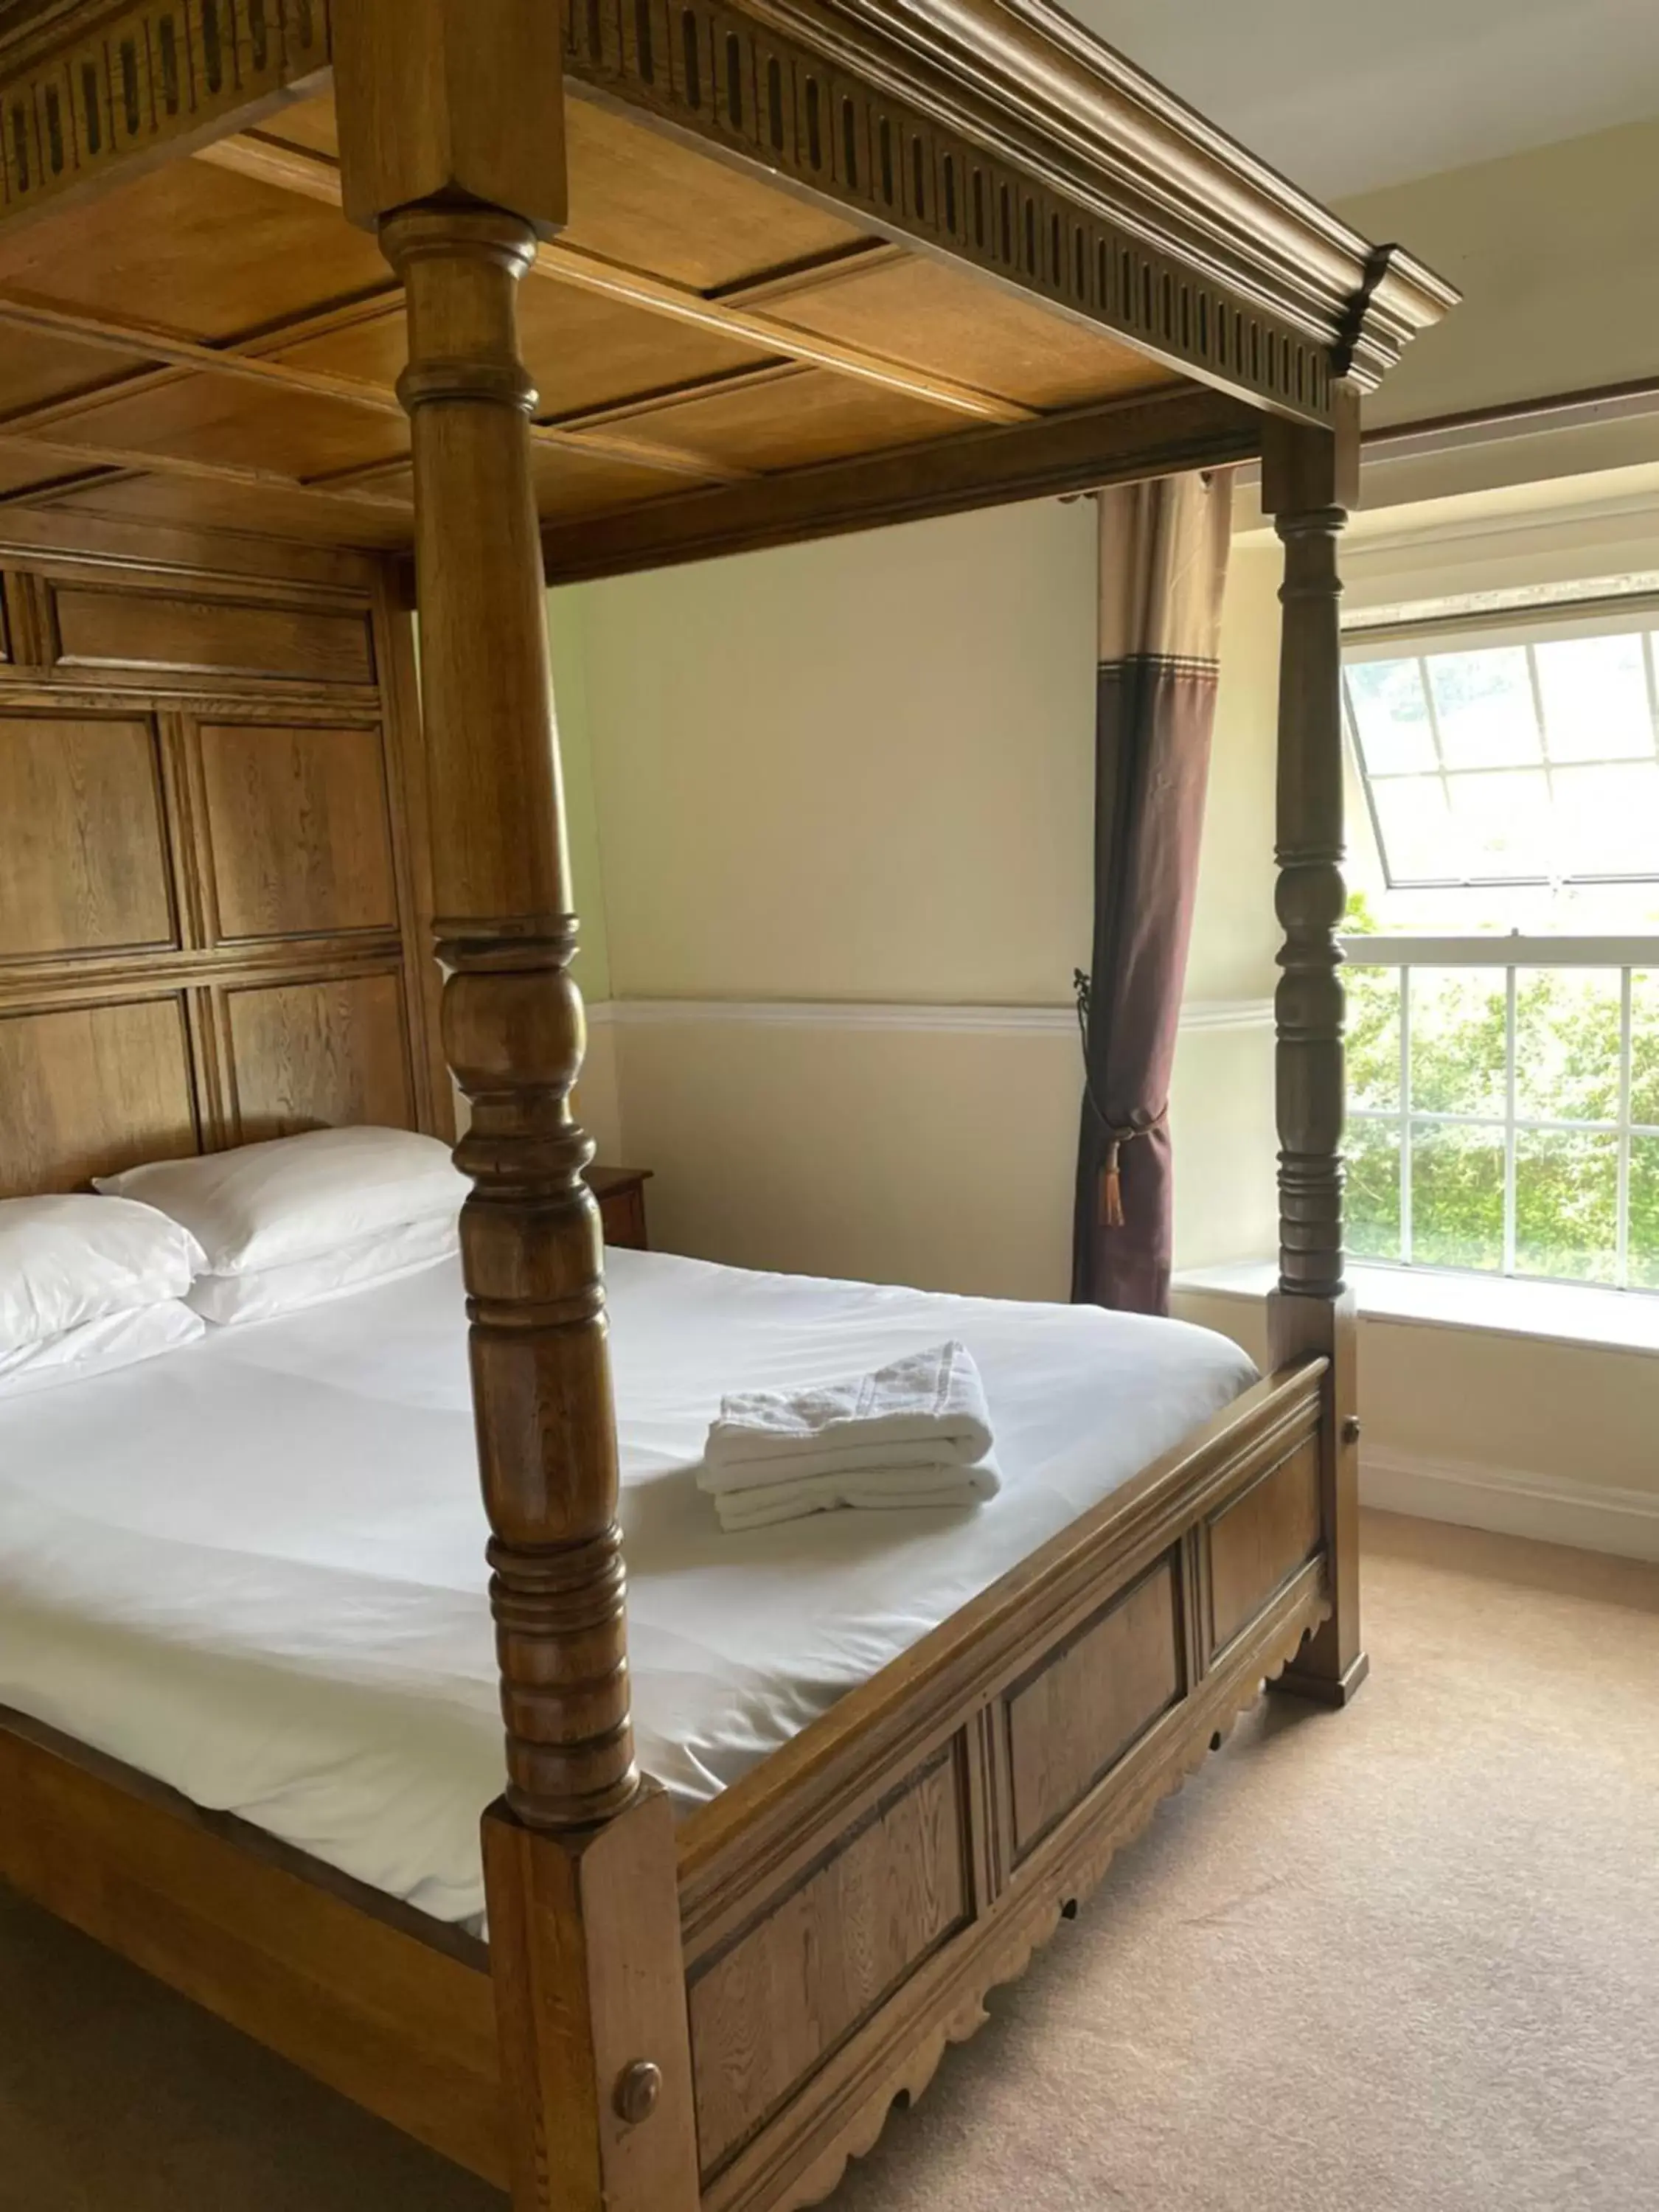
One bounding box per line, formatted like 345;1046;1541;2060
0;1247;1256;1926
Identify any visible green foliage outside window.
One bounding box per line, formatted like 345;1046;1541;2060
1341;895;1659;1289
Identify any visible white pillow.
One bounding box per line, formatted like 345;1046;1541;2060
0;1193;206;1354
189;1214;459;1326
95;1126;467;1276
0;1298;205;1397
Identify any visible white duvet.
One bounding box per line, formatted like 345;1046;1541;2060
0;1248;1256;1926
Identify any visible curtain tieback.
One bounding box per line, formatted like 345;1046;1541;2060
1073;968;1167;1230
1098;1109;1167;1228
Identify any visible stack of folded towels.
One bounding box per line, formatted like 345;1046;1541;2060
696;1339;1001;1532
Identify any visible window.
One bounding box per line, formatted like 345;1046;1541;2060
1343;950;1659;1290
1341;592;1659;1293
1344;605;1659;894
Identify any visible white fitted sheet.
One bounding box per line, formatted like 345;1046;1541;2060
0;1247;1256;1926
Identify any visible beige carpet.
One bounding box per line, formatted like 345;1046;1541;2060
3;1512;1656;2212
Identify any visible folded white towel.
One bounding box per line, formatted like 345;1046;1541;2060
700;1339;994;1495
711;1450;1003;1531
698;1340;1001;1530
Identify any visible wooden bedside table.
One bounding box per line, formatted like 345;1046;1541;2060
585;1165;653;1251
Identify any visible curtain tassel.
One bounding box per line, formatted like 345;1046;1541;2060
1093;1111;1166;1230
1099;1140;1125;1228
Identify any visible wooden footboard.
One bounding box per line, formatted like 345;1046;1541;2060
0;1357;1332;2211
676;1357;1331;2212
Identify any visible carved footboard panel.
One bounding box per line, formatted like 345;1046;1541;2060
677;1359;1332;2212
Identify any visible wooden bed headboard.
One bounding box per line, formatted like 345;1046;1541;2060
0;528;451;1198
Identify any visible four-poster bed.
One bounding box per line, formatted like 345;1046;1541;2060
0;4;1454;2208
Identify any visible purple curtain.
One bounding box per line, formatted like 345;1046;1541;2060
1071;470;1234;1317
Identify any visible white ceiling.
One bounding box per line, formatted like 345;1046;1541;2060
1074;0;1659;200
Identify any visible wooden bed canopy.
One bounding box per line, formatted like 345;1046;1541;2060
0;4;1455;2209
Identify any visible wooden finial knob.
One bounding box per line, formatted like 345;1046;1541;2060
614;2060;662;2126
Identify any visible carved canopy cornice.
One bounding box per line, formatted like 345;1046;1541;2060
557;0;1457;419
0;0;105;42
0;0;1453;430
0;1;329;226
877;0;1457;386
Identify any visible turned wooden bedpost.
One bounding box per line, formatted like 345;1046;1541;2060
333;7;700;2208
1261;386;1368;1708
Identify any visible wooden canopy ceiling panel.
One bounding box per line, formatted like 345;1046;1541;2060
237;80;336;154
0;157;389;337
0;101;1189;548
285;283;779;427
567;361;960;473
34;467;418;549
295;449;748;535
240;94;1175;425
524;443;726;520
201;108;1171;442
522;293;779;425
358;444;731;528
0;1;1453;578
256;87;871;293
753;251;1177;412
534;94;868;291
33;374;408;481
0;444;74;494
0;321;152;414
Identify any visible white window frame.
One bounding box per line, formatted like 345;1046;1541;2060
1343;594;1659;893
1341;933;1658;1293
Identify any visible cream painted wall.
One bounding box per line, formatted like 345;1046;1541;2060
1338;464;1659;616
1336;115;1659;432
555;495;1281;1298
546;593;611;1004
1174;1287;1659;1531
546;594;625;1161
576;498;1098;1006
1185;542;1280;1004
1166;536;1282;1270
596;1009;1276;1301
612;1018;1082;1299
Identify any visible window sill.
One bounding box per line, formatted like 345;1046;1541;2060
1172;1259;1659;1357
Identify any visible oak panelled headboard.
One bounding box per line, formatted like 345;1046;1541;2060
0;521;451;1199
